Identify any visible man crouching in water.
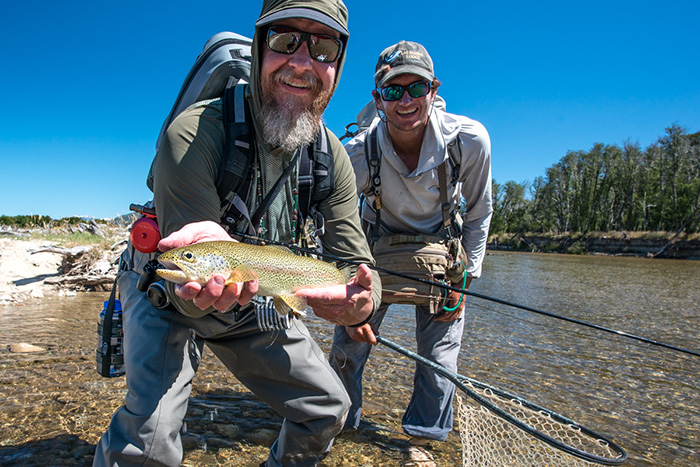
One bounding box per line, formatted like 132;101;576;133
93;1;380;466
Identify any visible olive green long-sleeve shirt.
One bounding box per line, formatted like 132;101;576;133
151;98;381;318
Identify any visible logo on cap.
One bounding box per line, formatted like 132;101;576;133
384;50;401;63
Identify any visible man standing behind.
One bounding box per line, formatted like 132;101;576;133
330;41;492;454
94;1;381;466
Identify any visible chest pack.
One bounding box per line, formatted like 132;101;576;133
149;31;334;240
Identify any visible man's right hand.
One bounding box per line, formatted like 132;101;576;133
157;221;259;311
157;220;232;250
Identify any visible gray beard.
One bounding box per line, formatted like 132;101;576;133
259;103;321;154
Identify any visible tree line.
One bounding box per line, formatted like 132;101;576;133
0;215;98;228
486;124;700;236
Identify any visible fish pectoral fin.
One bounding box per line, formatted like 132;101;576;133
229;265;260;283
274;294;307;317
273;297;291;316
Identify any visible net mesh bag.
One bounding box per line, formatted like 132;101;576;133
456;378;625;467
375;335;625;466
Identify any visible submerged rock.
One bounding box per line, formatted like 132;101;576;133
9;342;46;353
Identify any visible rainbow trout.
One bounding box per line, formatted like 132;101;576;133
156;241;350;316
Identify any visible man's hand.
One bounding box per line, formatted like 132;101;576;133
158;221;258;311
296;263;374;327
344;323;378;345
157;220;231;250
434;277;472;322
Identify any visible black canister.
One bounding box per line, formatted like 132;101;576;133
96;298;125;377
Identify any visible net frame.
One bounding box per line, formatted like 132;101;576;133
376;336;626;466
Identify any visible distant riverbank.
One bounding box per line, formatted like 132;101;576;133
488;231;700;260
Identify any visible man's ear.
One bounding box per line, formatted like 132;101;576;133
372;89;383;109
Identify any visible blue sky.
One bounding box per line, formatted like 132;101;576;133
1;1;698;219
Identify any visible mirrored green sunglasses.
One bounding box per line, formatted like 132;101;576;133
378;80;431;101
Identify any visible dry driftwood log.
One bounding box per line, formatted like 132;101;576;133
29;241;122;291
44;274;116;291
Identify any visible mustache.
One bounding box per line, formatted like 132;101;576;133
274;69;323;96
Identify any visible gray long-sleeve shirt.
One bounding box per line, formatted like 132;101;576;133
346;104;492;278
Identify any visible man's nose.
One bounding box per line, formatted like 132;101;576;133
399;88;413;104
287;41;314;71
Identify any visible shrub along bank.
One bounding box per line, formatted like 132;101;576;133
488;231;700;259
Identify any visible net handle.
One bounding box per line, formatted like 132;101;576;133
376;335;627;465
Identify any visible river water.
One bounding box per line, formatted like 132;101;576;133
0;251;697;466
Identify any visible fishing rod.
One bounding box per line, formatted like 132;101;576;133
234;232;700;358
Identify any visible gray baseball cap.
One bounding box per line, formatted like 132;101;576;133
255;0;349;37
374;40;434;87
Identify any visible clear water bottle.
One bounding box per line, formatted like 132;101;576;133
96;299;125;377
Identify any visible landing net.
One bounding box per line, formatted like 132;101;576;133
376;336;626;466
456;376;625;466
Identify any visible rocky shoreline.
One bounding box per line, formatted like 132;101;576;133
0;225;127;304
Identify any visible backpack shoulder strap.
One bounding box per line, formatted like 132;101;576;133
219;84;256;233
446;136;461;186
441;135;464;237
296;126;334;242
364;125;382;242
437;162;455;237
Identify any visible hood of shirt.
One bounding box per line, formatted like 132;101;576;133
247;0;349;148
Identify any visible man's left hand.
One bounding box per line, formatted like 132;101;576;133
296;263;374;327
434;289;465;322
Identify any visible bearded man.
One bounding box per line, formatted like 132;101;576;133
93;1;380;466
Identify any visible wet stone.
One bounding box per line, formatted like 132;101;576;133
8;343;46;353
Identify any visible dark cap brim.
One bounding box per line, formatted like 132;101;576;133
256;8;349;36
376;65;434;88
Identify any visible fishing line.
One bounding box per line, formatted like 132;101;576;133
234;232;700;358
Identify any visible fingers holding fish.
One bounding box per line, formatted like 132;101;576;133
173;274;256;312
176;274;224;310
158;221;232;252
233;279;258;308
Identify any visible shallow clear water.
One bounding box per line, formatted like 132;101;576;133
0;251;698;466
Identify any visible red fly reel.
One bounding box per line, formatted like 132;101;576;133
130;217;161;253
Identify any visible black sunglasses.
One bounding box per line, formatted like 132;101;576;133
266;25;343;63
378;80;432;102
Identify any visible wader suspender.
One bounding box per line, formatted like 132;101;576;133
365;126;462;241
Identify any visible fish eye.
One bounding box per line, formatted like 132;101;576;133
183;251;195;262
